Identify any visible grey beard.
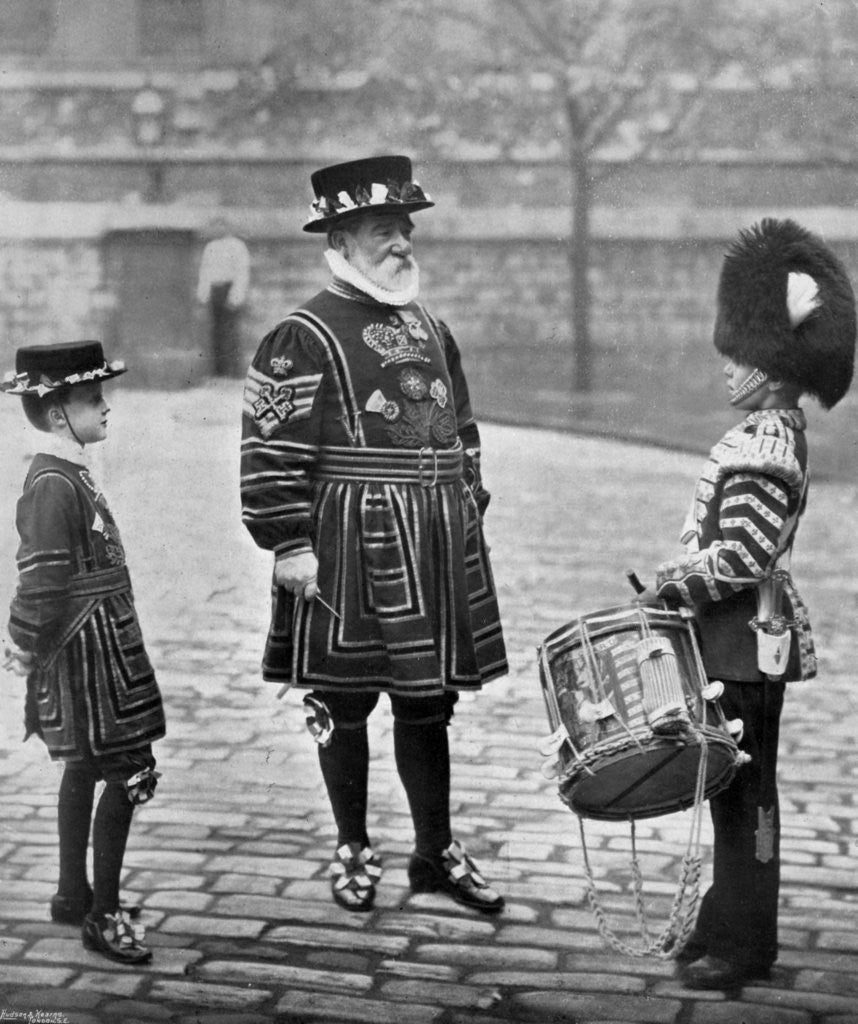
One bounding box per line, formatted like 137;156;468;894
324;248;420;306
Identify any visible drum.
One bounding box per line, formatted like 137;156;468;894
539;604;740;821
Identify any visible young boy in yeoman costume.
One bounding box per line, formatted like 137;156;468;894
1;342;166;965
637;219;855;992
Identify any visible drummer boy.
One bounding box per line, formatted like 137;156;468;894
638;219;855;992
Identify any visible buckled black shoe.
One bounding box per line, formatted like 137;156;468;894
51;888;141;926
677;954;771;991
82;910;152;965
408;840;504;914
329;843;382;912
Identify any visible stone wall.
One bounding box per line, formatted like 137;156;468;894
1;200;856;480
5;154;858;210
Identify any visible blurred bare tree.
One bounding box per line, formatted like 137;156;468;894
231;0;858;392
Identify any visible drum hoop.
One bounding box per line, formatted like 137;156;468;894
542;604;688;648
555;724;736;783
544;616;692;659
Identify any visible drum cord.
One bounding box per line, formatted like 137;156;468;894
579;622;646;754
578;733;708;959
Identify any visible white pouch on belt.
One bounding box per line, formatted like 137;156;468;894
754;574;791;678
756;626;791;676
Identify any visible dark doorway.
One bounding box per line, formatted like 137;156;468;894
101;227;204;388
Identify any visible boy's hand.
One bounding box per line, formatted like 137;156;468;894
633;587;663;607
3;644;34;677
625;570;661;607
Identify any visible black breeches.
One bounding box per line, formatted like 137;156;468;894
312;690;457;854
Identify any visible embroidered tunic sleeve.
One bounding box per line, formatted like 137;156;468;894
435;317;491;515
8;472;77;651
656;470;793;606
240;320;325;556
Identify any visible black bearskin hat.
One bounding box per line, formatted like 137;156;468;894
714;218;856;409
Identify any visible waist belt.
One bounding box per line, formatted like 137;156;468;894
314;443;463;487
42;565;133;669
67;565;132;599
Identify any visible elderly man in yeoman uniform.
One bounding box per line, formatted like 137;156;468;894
240;155;508;913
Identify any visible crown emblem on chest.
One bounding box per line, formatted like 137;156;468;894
362;311;431;367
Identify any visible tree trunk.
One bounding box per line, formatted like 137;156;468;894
569;135;592;393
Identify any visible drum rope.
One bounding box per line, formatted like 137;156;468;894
577;732;708;959
685;616;715;730
538;643;594;776
635;604;654;639
579;621;646;754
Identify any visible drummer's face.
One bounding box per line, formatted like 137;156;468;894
724;360;769;409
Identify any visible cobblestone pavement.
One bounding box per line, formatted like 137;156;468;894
0;382;856;1023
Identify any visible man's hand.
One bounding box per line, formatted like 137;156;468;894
274;551;319;599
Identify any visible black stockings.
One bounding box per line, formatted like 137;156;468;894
317;718;453;856
393;719;452;857
57;763;135;917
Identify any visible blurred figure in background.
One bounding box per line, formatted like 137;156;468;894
196;216;250;376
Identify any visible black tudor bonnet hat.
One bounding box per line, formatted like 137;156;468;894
302;154;434;233
1;341;127;397
713;218;856;409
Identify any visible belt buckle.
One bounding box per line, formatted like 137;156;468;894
418;447;439;487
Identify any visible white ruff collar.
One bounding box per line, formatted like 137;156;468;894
35;431;91;467
324;248;420;306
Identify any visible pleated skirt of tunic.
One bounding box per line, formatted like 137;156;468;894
30;589;165;760
262;478;508;695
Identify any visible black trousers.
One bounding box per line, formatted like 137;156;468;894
689;679;785;968
208;283;241;377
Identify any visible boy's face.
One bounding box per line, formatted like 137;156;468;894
723;360;770;410
54;381;110;444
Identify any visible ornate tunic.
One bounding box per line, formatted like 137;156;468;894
240;279;508;695
8;451;165;759
656;408;815;682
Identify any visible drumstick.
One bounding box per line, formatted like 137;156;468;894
626;569;646;595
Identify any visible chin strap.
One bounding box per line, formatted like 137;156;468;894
57;400;86;447
730;367;769;405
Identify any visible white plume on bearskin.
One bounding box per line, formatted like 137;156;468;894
713;218;856;409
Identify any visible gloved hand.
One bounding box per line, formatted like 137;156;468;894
633;587;662;607
274;551;319;599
